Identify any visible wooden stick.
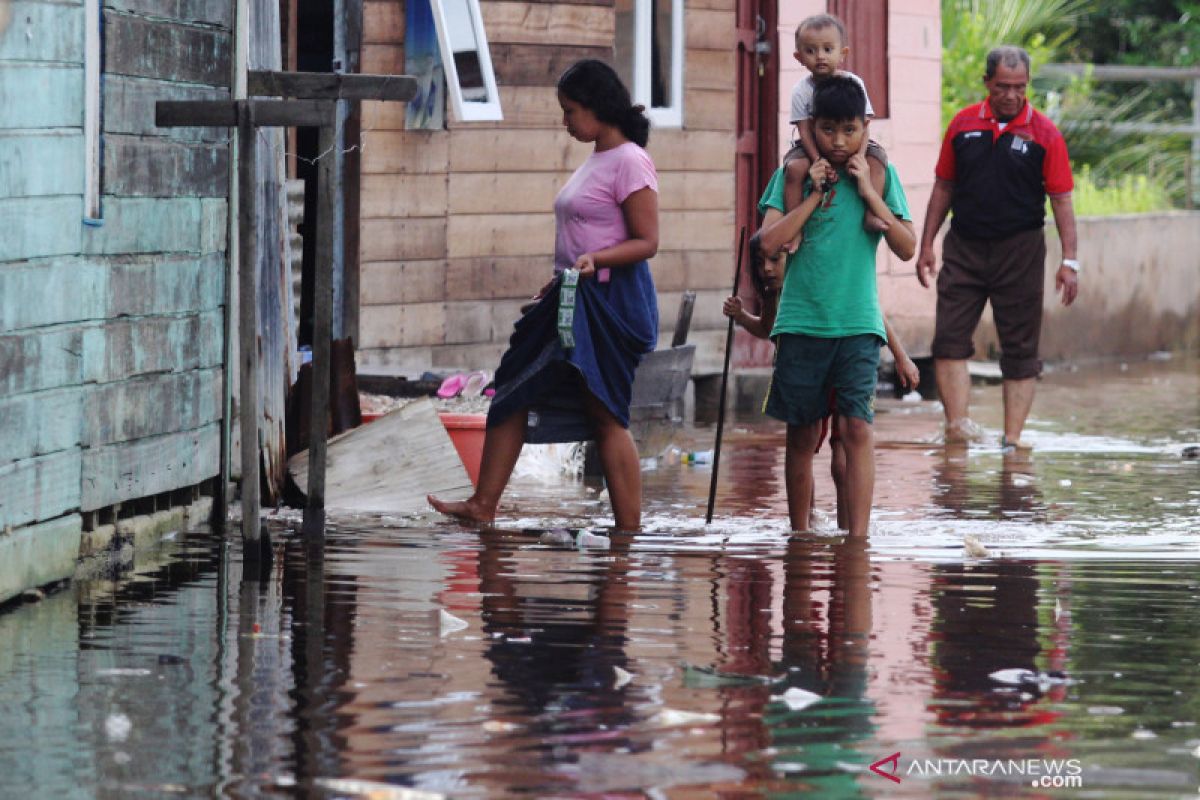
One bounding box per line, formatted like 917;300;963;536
303;108;338;536
705;226;746;525
237;103;262;550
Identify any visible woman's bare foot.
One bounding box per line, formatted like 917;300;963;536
427;494;497;526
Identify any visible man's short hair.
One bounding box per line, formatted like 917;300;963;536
794;13;846;49
985;45;1031;79
812;75;867;121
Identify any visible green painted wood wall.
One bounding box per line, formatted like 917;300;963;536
0;0;232;602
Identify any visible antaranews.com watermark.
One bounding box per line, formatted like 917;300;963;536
870;753;1085;789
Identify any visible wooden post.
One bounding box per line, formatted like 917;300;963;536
302;108;338;535
154;74;417;551
237;101;264;551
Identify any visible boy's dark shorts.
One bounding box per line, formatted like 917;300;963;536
931;227;1046;380
782;139;888;169
766;333;883;427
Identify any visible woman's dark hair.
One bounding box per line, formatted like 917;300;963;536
557;59;651;148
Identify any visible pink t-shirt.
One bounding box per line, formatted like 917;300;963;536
553;141;658;280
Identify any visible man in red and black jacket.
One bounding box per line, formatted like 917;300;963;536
916;45;1079;450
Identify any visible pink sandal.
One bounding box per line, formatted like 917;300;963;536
436;373;469;399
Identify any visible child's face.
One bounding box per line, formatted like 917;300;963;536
794;25;848;79
812;116;866;165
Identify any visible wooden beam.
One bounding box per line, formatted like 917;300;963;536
247;70;417;101
303;122;338;533
1041;63;1200;82
237;108;261;548
156;99;331;128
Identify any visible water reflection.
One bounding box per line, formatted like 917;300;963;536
769;537;875;795
930;445;1046;522
0;358;1198;797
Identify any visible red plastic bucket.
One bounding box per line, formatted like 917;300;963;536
438;412;487;486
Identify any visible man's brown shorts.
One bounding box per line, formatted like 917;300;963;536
931;227;1046;380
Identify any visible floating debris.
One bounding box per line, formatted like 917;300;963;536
963;534;991;558
538;529;575;546
314;777;445;799
772;687;822;712
438;609;468;637
105;712;132;742
647;708;721;728
576;531;611;549
482;720;520;733
989;668;1072;689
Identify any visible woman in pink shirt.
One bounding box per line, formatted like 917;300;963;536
429;60;660;532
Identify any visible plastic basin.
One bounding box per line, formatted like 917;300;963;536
439;412;487;486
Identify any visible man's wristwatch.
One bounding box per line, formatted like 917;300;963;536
1061;258;1080;273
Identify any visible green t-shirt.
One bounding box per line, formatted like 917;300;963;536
758;163;910;340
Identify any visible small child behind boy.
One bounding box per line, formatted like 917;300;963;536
784;13;889;251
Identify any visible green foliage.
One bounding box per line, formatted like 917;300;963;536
1066;165;1175;216
940;0;1088;126
942;0;1199;211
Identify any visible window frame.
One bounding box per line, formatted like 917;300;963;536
631;0;684;128
427;0;504;122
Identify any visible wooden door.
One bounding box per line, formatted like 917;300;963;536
732;0;778;368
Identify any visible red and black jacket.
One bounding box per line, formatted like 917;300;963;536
935;100;1074;241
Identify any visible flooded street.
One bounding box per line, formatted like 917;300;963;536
1;358;1197;798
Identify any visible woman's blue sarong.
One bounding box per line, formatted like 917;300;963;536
486;261;658;443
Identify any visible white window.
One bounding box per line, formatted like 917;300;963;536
428;0;503;122
616;0;684;128
83;0;102;220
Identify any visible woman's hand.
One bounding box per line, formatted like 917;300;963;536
573;253;597;279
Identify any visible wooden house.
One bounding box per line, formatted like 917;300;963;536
0;0;234;602
287;0;940;380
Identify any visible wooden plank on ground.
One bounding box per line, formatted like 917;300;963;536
288;398;472;514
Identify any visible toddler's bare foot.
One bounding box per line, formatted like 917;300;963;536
863;212;889;233
427;494;496;526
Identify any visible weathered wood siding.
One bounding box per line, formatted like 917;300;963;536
356;0;737;376
0;0;231;600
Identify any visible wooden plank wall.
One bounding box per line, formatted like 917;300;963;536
0;0;231;545
355;0;737;377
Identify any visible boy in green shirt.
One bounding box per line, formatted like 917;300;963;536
755;75;916;536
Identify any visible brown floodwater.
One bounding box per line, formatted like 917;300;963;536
0;357;1197;798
